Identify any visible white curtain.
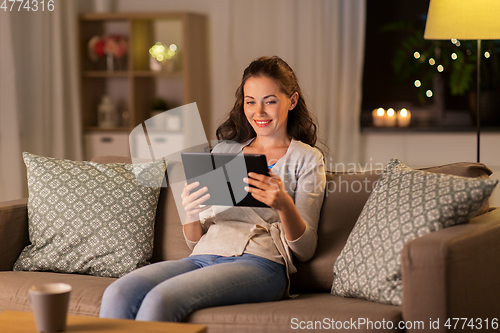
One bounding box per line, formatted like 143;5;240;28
0;1;83;201
224;0;366;168
0;12;24;201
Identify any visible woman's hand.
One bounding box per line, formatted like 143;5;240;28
243;170;293;211
181;181;211;224
244;170;306;241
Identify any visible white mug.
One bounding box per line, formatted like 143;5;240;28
29;283;72;332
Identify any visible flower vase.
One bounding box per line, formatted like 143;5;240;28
106;53;114;72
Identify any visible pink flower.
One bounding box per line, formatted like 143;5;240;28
88;36;105;60
104;35;118;55
94;39;105;57
115;38;129;58
88;35;129;61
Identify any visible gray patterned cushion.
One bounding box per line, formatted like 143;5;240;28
14;153;166;278
331;158;498;306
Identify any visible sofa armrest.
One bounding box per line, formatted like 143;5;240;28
401;207;500;332
0;198;29;271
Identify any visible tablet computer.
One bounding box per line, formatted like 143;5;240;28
181;152;269;207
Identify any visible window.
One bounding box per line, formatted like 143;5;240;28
361;0;500;130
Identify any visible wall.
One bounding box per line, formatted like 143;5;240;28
362;132;500;206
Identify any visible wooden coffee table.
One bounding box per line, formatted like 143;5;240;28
0;311;207;333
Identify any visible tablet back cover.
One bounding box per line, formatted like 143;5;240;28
181;153;233;206
181;152;269;207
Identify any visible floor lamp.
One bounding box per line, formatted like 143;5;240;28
424;0;500;163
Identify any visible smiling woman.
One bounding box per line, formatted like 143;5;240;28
99;56;327;323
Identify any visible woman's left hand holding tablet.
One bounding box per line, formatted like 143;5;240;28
243;170;293;211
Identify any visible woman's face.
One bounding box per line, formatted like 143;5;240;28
243;76;298;141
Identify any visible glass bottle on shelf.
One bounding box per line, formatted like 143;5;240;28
98;95;117;128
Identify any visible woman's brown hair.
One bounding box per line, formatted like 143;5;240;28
216;56;319;148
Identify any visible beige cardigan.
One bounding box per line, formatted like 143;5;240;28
184;139;326;279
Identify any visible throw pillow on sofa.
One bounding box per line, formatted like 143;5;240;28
331;158;498;306
13;152;166;278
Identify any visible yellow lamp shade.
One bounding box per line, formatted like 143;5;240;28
424;0;500;40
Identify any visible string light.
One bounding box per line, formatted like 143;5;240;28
437;65;444;72
149;42;166;61
414;52;421;59
485;51;491;58
451;53;458;60
414;80;422;87
429;58;436;65
426;90;433;98
149;42;178;62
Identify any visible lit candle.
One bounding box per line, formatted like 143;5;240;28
385;108;397;127
372;108;386;127
397;108;411;127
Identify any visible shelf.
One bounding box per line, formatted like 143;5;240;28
83;71;130;78
84;127;132;132
132;71;183;78
79;12;209;160
361;125;500;133
82;71;183;78
360;108;500;133
80;12;187;21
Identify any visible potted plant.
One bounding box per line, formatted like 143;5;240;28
151;97;170;112
148;98;170;130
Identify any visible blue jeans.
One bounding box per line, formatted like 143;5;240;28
99;254;287;322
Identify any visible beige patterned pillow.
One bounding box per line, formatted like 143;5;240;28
331;159;498;305
14;153;166;278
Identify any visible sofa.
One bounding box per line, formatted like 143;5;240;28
1;156;499;333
